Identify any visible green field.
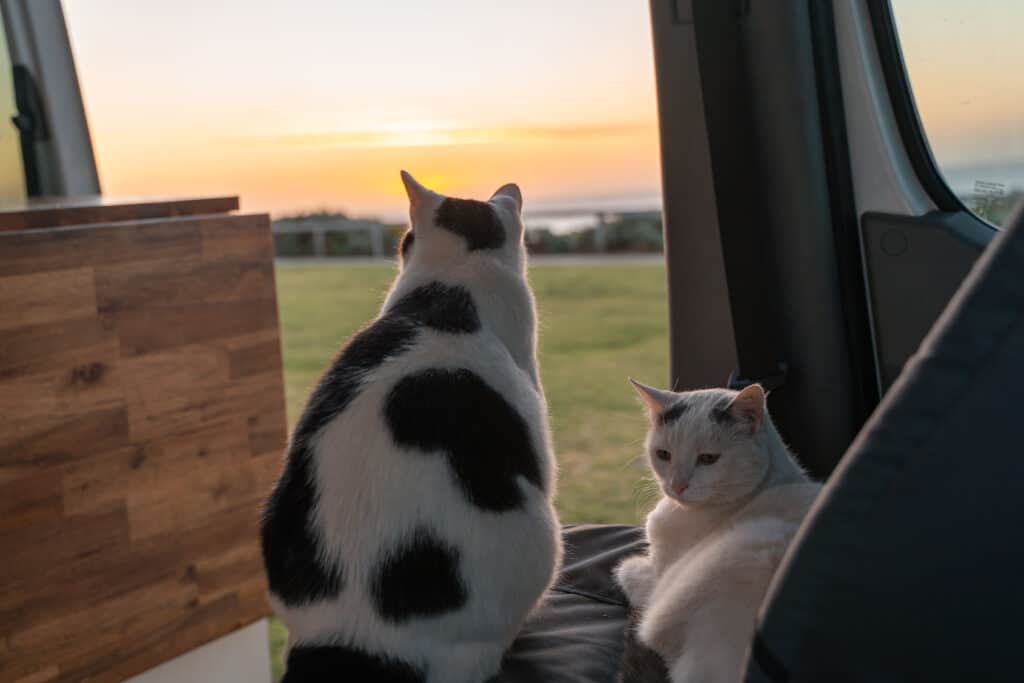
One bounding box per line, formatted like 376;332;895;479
269;259;669;679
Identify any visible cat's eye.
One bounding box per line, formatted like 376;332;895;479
655;449;671;462
697;453;720;466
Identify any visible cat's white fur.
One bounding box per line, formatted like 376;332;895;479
615;382;819;682
273;173;561;683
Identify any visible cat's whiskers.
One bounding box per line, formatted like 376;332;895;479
633;471;663;512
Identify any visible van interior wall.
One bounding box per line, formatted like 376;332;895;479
651;0;876;477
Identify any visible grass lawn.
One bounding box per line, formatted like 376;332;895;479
268;259;669;679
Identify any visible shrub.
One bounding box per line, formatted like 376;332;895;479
273;232;314;257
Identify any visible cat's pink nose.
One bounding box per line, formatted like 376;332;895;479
672;481;688;495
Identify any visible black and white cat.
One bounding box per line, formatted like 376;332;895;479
261;172;562;683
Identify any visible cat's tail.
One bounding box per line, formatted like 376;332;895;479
617;608;672;683
282;643;424;683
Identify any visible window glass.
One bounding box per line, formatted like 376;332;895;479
64;4;666;677
0;21;26;202
892;0;1024;226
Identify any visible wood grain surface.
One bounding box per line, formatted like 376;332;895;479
0;196;240;232
0;210;286;683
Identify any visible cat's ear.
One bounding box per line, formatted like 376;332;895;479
726;384;766;433
629;378;675;419
490;183;523;213
400;170;436;216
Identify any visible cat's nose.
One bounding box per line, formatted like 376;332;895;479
672;481;688;495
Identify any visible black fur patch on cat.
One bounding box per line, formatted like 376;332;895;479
263;283;479;606
659;399;689;425
284;644;425;683
371;526;468;623
385;368;543;510
399;229;415;259
261;450;345;606
435;198;505;251
294;318;419;445
710;398;736;425
294;282;478;450
388;282;481;333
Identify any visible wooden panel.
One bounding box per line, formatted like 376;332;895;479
0;195;239;232
0;210;285;683
0;268;97;331
0;316;117;371
0;220;203;277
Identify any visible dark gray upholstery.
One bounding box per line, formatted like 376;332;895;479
745;205;1024;682
494;525;650;682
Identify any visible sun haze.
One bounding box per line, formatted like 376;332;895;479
62;0;662;219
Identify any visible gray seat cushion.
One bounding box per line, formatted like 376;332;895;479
496;524;670;683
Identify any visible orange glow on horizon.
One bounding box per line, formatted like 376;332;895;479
88;119;661;219
64;0;1022;217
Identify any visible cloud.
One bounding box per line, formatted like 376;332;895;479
276;122;652;149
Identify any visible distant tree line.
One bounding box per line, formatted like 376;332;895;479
272;210;665;257
968;188;1023;227
525;212;663;254
270;187;1024;259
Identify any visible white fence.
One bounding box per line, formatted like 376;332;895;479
272;216;388;257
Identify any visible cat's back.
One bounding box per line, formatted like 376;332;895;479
263;175;563;683
310;276;548;495
262;273;558;649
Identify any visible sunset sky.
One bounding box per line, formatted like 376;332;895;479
62;1;1021;219
62;0;660;219
892;0;1024;176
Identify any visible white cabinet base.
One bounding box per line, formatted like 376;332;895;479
125;619;271;683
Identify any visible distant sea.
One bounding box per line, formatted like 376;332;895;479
941;159;1024;198
519;160;1024;234
523;193;662;235
369;162;1022;235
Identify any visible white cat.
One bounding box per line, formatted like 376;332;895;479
261;172;562;683
615;381;819;683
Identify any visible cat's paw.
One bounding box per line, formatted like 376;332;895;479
615;555;655;608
